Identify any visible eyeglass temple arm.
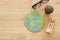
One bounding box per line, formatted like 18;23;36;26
32;0;42;9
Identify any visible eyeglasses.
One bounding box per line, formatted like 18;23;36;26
32;0;49;9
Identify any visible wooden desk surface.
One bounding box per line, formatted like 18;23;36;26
0;0;60;40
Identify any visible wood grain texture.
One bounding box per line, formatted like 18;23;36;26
0;0;60;40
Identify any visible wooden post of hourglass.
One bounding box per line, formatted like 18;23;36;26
45;5;55;33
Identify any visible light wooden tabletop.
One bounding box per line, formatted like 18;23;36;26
0;0;60;40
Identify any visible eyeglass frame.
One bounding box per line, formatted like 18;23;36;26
32;0;49;9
